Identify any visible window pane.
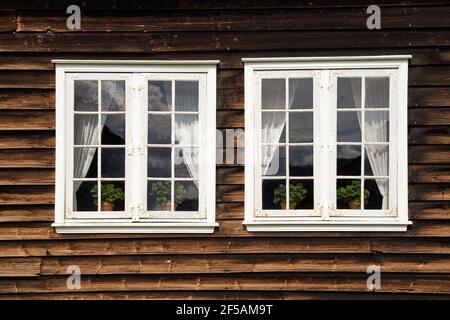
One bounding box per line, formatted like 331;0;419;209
175;81;198;111
337;145;361;176
289;146;313;176
148;114;171;144
101;80;125;112
74;147;97;178
364;179;389;209
74;181;97;211
148;180;171;211
175;114;198;145
148;81;171;111
337;179;362;209
148;147;171;178
365;77;389;109
262;146;286;176
262;79;285;110
101;148;125;178
74;114;98;145
262;112;286;144
337;78;361;109
337;111;361;142
289;179;314;209
74;80;98;112
364;111;389;142
364;145;389;176
289;112;313;143
100;181;124;212
289;78;313;109
175;181;199;211
101;114;125;145
262;179;286;210
175;147;199;178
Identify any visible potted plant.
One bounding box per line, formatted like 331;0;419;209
273;183;308;209
90;183;124;211
150;182;186;211
336;180;370;209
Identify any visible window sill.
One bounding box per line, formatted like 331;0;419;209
243;220;412;232
52;222;218;234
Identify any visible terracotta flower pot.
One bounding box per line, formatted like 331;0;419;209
162;202;178;211
279;201;297;210
348;201;361;209
101;201;115;211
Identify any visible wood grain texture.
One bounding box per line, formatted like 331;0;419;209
0;258;41;277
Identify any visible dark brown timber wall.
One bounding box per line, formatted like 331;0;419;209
0;0;450;299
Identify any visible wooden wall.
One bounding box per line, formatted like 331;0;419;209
0;0;450;299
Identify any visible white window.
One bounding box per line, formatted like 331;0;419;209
53;60;218;233
244;56;411;232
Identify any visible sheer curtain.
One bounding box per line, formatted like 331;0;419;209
174;83;199;187
261;80;301;175
349;78;389;209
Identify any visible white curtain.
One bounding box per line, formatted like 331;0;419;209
261;80;301;175
174;83;199;187
349;79;389;209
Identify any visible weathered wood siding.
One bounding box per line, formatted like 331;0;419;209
0;0;450;299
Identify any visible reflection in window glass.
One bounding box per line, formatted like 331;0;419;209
262;79;285;109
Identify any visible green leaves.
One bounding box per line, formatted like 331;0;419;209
336;180;370;205
273;183;308;208
150;181;186;205
90;183;124;205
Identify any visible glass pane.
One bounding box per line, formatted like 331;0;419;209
74;80;98;112
148;147;171;178
364;179;388;209
148;114;171;144
289;78;313;109
175;181;199;211
337;78;361;109
148;180;171;211
148;81;171;111
289;179;314;209
101;148;125;178
337;145;361;176
262;179;286;210
337;111;361;142
364;145;389;176
175;81;198;111
262;146;286;176
73;181;97;211
74;147;97;178
74;114;98;145
101;114;125;145
364;111;389;142
101;80;125;112
262;112;286;144
175;114;199;145
262;79;285;110
289;146;313;176
337;179;363;209
175;147;199;178
289;112;313;143
100;181;125;212
365;77;389;109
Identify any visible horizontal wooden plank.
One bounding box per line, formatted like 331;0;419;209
38;253;450;275
217;185;244;202
409;108;450;126
0;186;54;205
0;149;54;168
409;145;450;164
409;202;450;220
410;66;450;86
409;184;450;201
217;110;244;128
0;90;54;109
409;165;450;183
217;167;244;185
409;127;450;145
0;71;54;89
409;88;450;107
0;205;53;223
0;10;16;32
217;202;243;220
1;273;450;294
0;258;41;277
0;110;54;130
0;131;55;149
0;169;54;185
1;31;450;53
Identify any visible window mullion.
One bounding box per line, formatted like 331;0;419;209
321;70;332;220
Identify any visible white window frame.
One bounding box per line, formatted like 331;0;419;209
243;56;412;232
52;60;218;233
